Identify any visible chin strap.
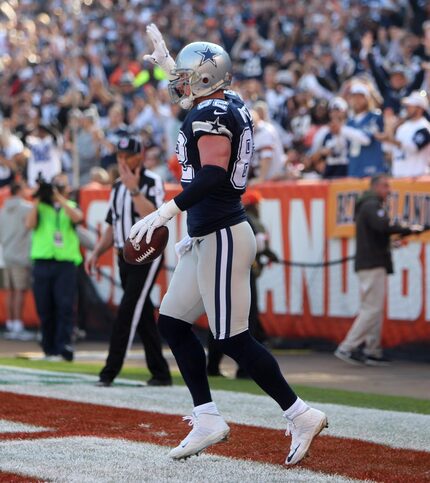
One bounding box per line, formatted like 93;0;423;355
180;96;194;110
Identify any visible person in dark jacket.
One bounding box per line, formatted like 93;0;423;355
335;174;423;366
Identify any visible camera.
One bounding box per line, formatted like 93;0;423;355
33;173;66;205
33;173;54;204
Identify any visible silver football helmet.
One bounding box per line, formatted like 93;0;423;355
168;42;232;109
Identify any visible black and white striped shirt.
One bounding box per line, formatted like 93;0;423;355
105;168;164;249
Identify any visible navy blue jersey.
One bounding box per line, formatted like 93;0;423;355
176;90;253;237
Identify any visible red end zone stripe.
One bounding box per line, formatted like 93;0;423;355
1;391;429;483
0;471;40;483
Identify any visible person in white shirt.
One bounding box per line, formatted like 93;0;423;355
0;182;33;340
310;97;372;178
250;104;286;183
377;91;430;177
0;122;27;187
26;125;62;187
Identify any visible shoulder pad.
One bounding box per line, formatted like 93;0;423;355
413;127;430;149
190;106;233;140
224;89;243;101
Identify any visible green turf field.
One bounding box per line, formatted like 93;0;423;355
0;357;428;415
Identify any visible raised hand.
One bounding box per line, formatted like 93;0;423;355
143;23;176;79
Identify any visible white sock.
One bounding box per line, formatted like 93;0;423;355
283;397;309;420
194;401;219;416
5;320;14;331
13;320;24;332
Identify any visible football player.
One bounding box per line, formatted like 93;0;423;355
130;24;328;464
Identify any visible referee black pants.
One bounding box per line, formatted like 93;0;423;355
99;255;171;383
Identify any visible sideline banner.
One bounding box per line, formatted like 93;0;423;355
1;180;430;348
328;177;430;240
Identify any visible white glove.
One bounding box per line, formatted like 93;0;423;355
143;23;176;80
129;200;181;244
175;235;193;259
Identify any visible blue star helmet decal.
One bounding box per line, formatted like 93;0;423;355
196;46;218;67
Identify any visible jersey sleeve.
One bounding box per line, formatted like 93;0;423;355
105;185;116;225
105;208;113;225
310;126;328;153
254;126;275;156
190;100;233;142
412;127;430;150
8;136;24;157
147;175;165;208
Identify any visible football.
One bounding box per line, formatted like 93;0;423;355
123;226;169;265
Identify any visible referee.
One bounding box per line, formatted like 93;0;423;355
85;137;171;386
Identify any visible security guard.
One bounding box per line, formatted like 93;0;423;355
335;174;423;365
86;137;171;386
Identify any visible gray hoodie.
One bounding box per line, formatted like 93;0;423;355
0;197;33;267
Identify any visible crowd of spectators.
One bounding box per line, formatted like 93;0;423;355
0;0;429;189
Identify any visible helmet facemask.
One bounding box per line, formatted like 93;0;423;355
168;69;198;110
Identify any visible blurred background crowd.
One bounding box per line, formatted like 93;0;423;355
0;0;429;189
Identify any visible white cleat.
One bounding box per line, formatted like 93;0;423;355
285;407;328;465
169;412;230;460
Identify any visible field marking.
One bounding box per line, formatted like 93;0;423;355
1;366;429;452
3;391;428;483
0;420;50;434
0;436;365;483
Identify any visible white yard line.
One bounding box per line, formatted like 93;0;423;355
1;366;430;452
0;437;366;483
0;420;50;434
